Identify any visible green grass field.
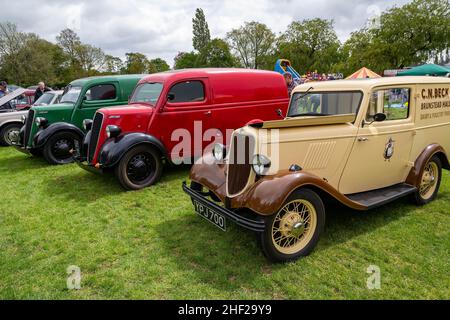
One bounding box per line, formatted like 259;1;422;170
0;147;448;300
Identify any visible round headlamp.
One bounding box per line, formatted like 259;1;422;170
35;117;48;127
106;125;121;138
83;119;93;131
252;154;271;176
212;143;226;161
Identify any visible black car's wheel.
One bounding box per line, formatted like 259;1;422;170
43;131;81;165
115;145;163;190
0;123;22;146
410;155;442;206
259;188;325;263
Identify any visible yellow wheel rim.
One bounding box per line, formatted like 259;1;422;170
271;199;317;255
419;161;439;200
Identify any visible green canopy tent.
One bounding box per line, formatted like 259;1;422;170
397;64;450;77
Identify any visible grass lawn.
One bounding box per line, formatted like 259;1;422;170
0;146;449;300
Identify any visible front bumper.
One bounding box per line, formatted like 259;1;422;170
75;158;104;174
182;181;266;232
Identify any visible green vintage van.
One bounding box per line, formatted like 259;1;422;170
16;74;144;165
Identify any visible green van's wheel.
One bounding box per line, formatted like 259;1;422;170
43;131;80;165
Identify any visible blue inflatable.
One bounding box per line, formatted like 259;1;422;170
274;59;301;81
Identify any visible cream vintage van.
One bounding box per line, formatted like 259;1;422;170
183;76;450;263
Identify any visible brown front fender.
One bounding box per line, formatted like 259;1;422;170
232;170;367;215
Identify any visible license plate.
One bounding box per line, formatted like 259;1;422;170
193;200;226;231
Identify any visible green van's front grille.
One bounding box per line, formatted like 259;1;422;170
23;109;35;147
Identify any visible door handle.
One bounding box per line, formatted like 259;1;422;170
205;110;212;116
357;137;369;142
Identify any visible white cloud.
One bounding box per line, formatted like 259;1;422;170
0;0;411;67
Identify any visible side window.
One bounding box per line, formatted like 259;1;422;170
366;88;410;121
85;84;117;102
168;81;205;103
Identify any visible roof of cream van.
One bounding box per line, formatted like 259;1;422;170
293;76;450;93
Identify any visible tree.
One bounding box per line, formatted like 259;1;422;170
340;0;450;75
103;55;123;74
174;51;200;69
198;38;237;67
278;18;341;73
149;58;170;73
0;22;64;86
77;44;106;76
226;21;275;69
56;28;81;67
123;52;150;74
192;8;211;52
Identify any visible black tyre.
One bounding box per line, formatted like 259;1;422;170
259;188;325;263
115;145;163;190
410;155;442;206
43;131;81;165
0;123;22;146
29;148;43;157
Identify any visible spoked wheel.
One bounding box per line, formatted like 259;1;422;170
115;145;163;190
411;155;442;205
259;189;325;263
43;131;81;165
0;123;22;146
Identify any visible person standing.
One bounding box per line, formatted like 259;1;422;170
0;81;8;98
34;82;51;102
283;73;299;96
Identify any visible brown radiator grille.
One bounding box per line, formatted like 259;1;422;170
227;134;254;195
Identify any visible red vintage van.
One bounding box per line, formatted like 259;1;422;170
75;68;289;190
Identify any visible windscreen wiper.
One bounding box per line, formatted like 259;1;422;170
289;112;330;118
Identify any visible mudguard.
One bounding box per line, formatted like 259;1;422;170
33;122;85;149
189;161;367;216
230;170;367;215
98;132;167;168
406;144;450;187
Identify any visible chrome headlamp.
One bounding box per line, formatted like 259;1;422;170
252;154;271;176
106;125;121;138
83;119;93;131
212;143;226;161
35;117;48;128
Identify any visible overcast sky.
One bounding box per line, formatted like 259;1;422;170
0;0;411;67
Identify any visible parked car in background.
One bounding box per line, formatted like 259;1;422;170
0;90;62;146
33;90;63;106
184;76;450;263
0;88;34;112
15;75;144;163
75;68;289;190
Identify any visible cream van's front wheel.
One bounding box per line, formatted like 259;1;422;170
259;189;325;263
411;155;442;205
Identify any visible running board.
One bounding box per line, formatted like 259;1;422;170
345;183;417;210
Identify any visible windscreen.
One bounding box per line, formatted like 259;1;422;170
60;86;82;104
288;91;363;117
130;82;163;105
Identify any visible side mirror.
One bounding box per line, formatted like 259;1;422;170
167;92;175;101
276;109;284;118
374;113;387;122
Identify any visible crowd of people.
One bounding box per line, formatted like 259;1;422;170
283;71;344;95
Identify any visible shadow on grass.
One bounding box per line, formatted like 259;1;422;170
155;196;414;290
41;163;192;204
0;153;48;172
